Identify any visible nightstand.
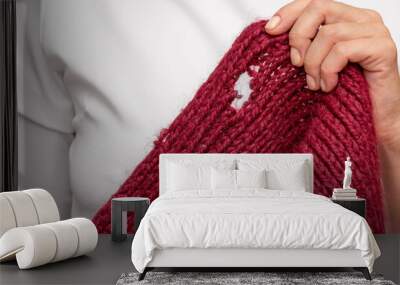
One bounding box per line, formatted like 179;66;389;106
331;198;366;218
111;197;150;242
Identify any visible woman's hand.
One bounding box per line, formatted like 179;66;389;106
265;0;400;149
265;0;400;231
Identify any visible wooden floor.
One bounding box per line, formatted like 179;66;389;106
0;234;399;285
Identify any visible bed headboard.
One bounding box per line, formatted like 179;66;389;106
159;153;313;195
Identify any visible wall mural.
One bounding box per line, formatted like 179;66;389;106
92;21;384;234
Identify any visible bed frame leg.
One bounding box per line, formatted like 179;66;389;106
138;268;148;281
354;267;371;280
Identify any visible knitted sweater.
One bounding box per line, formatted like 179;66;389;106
92;20;384;233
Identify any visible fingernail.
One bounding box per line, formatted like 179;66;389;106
306;74;317;90
265;15;281;30
320;79;327;91
290;48;301;66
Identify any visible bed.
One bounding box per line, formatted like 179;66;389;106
131;154;380;280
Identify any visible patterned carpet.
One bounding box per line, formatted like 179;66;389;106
117;271;396;285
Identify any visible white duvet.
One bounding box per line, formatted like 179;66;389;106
131;190;380;273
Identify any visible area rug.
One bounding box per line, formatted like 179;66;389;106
116;272;396;285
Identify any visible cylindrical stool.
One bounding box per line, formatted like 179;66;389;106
111;197;150;242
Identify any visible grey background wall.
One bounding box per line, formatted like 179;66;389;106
16;0;73;219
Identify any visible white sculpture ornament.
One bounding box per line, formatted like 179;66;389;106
342;156;352;190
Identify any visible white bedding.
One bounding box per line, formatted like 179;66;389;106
131;190;380;273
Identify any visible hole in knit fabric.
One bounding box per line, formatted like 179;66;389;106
232;71;252;109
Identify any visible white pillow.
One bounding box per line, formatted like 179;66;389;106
211;168;268;190
211;168;236;190
167;162;210;191
165;159;236;192
267;167;306;191
236;169;267;189
238;159;307;191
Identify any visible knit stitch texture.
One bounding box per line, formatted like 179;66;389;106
93;20;384;233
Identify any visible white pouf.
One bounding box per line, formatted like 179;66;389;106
0;218;98;269
0;189;97;269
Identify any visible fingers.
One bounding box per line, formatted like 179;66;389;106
265;0;311;34
265;0;370;35
320;37;395;92
319;39;362;92
265;0;390;92
303;22;388;90
288;1;376;68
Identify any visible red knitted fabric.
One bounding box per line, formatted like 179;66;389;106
93;20;384;233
